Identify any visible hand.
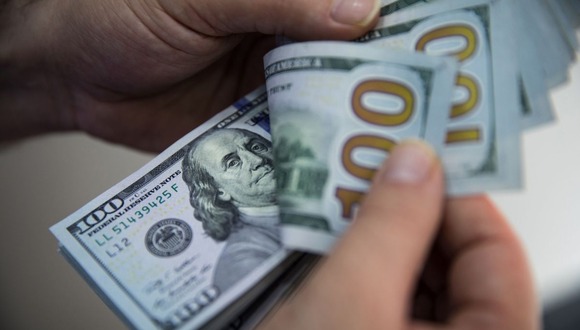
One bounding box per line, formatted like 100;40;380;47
1;0;379;151
260;141;539;329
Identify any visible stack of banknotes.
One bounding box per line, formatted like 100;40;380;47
50;0;579;329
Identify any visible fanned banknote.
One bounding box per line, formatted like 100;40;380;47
379;0;432;15
546;0;579;51
381;0;580;88
51;87;297;330
566;0;580;27
264;41;457;253
49;1;578;327
380;0;556;129
358;0;522;195
509;0;555;128
521;0;573;88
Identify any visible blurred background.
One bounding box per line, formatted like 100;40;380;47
1;57;579;330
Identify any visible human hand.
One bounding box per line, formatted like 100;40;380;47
260;141;538;329
1;0;379;151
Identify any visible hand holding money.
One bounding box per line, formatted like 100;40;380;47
0;0;380;152
6;0;574;328
260;141;537;330
266;0;578;254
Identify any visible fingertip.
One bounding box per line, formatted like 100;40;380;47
176;0;381;42
275;0;380;41
377;139;440;186
330;0;381;28
326;139;445;299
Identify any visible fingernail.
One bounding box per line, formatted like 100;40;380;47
382;140;436;184
331;0;379;27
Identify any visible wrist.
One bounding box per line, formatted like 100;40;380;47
0;0;76;142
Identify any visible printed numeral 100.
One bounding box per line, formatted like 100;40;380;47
335;79;413;219
416;24;482;144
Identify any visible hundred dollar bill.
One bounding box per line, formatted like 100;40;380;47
379;0;431;15
545;0;580;51
264;41;457;253
50;87;296;330
509;0;555;129
568;0;580;26
231;254;321;330
562;0;580;28
380;0;555;129
358;0;522;195
522;0;573;88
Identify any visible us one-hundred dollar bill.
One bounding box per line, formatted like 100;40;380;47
264;41;457;253
230;254;321;330
546;0;579;51
509;0;555;129
381;0;580;87
521;0;573;88
568;0;580;26
359;0;522;195
379;0;432;15
50;87;297;330
380;0;556;129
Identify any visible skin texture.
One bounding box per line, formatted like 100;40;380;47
1;1;538;328
259;141;539;330
1;0;379;151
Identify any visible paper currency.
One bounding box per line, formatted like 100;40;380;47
546;0;580;51
231;254;321;330
522;0;573;88
49;1;578;328
509;0;555;128
264;41;457;253
380;0;556;129
379;0;432;15
567;0;580;27
357;0;522;195
50;87;296;330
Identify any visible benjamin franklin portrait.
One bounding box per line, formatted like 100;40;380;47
182;128;281;293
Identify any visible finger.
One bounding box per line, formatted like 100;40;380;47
442;196;539;330
261;140;445;329
157;0;381;40
335;140;445;321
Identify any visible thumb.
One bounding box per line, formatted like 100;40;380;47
159;0;381;40
270;140;445;329
340;139;445;312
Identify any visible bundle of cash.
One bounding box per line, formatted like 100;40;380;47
266;0;578;254
50;0;578;328
51;89;300;329
265;42;458;252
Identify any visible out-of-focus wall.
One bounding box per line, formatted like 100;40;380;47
492;60;580;307
0;135;152;329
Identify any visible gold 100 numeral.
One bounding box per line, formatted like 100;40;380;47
416;24;482;144
335;79;413;219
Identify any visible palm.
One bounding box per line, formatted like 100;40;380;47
57;1;273;152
